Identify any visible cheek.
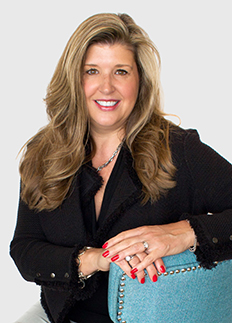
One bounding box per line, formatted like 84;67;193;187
83;82;90;99
83;80;96;99
124;82;139;103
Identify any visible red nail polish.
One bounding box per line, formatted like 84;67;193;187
160;266;166;273
141;277;145;284
111;255;119;262
102;242;108;249
131;268;138;274
131;273;136;279
152;274;158;282
102;250;109;258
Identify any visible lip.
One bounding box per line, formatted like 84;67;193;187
94;100;120;111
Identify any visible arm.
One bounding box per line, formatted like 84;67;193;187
10;197;110;293
101;130;232;277
180;130;232;267
10;199;80;289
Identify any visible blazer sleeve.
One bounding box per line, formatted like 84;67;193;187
10;197;84;292
180;130;232;268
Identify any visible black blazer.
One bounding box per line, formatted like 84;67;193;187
10;128;232;323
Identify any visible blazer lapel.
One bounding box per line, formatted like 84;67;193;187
105;161;140;217
95;148;142;241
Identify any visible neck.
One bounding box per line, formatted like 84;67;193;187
90;130;125;171
90;129;125;152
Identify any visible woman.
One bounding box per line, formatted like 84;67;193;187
10;13;232;323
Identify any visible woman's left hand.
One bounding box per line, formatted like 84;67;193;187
102;220;195;282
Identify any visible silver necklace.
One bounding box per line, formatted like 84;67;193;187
97;139;125;172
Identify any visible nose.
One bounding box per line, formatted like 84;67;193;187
99;74;115;94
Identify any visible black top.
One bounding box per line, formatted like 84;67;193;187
10;128;232;323
69;149;124;322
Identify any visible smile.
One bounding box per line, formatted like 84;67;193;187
95;100;119;107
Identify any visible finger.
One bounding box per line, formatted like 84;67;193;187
128;255;146;284
136;253;158;283
115;259;138;280
103;227;148;248
115;259;133;278
104;240;148;262
154;258;166;274
130;252;158;276
131;254;166;275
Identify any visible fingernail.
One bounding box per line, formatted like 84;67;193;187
111;255;119;262
102;242;108;249
152;274;158;282
131;273;136;279
102;250;109;258
141;277;145;284
131;268;138;275
160;266;166;273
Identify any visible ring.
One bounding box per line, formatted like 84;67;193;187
143;241;149;251
125;255;135;262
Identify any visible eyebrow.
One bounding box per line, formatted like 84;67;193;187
84;63;133;69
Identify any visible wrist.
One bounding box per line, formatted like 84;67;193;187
76;247;100;289
165;220;197;251
77;247;100;276
185;220;198;252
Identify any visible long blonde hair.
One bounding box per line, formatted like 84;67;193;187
20;13;176;211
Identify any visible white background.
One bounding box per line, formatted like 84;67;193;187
1;1;231;322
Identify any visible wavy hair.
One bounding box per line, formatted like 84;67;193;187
19;13;176;211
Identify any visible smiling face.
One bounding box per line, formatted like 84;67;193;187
82;43;140;135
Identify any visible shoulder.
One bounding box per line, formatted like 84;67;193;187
169;126;201;165
169;125;232;180
169;125;200;146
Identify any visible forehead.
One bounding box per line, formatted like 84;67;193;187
84;43;135;64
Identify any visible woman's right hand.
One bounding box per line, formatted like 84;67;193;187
108;251;161;284
77;248;111;275
78;247;158;285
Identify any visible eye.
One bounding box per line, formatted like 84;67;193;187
86;68;98;75
115;69;128;75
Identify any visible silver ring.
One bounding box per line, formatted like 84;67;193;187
143;241;149;251
125;255;135;262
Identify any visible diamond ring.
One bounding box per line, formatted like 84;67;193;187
143;241;149;251
125;255;135;262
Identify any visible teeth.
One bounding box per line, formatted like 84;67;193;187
96;100;118;107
